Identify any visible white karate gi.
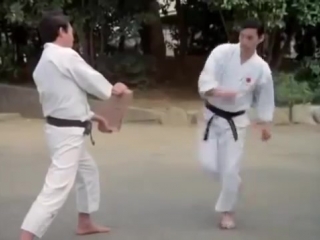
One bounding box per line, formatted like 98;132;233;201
21;43;113;238
198;43;274;212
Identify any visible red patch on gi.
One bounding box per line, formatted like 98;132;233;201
246;77;251;83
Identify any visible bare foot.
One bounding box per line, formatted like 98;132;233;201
76;224;110;235
19;230;35;240
219;212;236;230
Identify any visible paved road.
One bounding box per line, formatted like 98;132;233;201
1;119;320;240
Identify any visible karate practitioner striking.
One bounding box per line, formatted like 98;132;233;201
198;19;274;229
20;12;128;240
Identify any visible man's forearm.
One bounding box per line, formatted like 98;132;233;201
254;121;272;129
91;114;104;122
203;88;238;98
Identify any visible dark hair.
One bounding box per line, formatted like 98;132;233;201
240;19;265;37
38;10;70;44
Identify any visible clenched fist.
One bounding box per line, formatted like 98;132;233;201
112;82;128;96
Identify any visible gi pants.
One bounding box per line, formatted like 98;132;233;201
21;124;100;238
198;118;246;212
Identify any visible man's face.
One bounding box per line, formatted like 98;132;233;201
59;23;74;48
239;28;263;52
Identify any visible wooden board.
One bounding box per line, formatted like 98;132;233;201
94;90;133;131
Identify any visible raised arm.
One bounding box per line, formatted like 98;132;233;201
66;50;113;100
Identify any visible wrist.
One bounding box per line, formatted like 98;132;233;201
259;122;271;130
91;114;103;122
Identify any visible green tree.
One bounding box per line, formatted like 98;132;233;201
275;72;314;122
0;0;166;85
201;0;320;70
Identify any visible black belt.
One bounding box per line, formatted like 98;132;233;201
46;116;95;145
203;101;245;141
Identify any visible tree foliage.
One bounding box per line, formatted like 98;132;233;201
1;0;320;90
275;72;314;121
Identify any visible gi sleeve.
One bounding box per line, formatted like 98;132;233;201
253;65;275;122
198;43;230;96
66;50;113;100
88;111;95;119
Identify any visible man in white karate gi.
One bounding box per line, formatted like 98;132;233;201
20;11;129;240
198;19;274;229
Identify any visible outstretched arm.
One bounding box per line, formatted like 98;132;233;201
67;50;113;100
